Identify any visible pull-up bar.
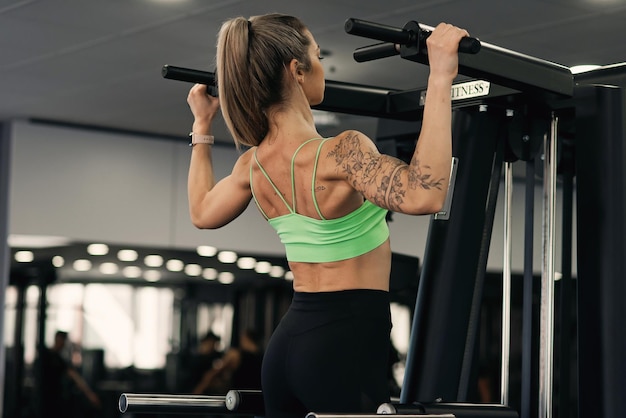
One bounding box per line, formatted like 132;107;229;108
345;18;573;98
345;17;482;58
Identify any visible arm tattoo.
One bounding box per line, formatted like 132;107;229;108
328;132;444;211
408;158;445;191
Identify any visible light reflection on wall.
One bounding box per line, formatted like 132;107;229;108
390;302;411;388
83;284;135;368
197;303;234;350
42;283;175;369
23;285;41;364
49;283;84;334
133;287;173;369
3;286;18;347
390;302;410;355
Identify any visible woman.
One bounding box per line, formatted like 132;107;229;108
186;13;468;418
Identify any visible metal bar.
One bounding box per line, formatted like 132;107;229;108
162;65;215;85
315;80;395;117
538;114;558;418
345;18;481;54
399;27;572;98
456;42;572;98
160;62;401;116
344;18;414;45
224;389;265;413
573;62;626;84
353;42;399;63
345;18;573;98
433;157;458;221
160;65;526;122
119;393;228;414
557;140;574;418
520;158;536;418
378;402;519;417
501;161;513;406
160;65;396;119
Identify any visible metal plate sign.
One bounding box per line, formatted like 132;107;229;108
420;79;491;105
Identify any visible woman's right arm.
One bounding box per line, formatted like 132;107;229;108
328;23;468;215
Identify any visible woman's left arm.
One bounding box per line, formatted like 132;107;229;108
187;84;252;229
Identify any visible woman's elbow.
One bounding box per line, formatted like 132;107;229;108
190;211;219;230
403;193;446;215
425;199;445;215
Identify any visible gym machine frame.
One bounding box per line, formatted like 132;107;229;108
121;16;626;418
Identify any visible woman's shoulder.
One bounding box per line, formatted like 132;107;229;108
328;129;376;143
230;147;257;185
233;146;256;167
324;130;378;156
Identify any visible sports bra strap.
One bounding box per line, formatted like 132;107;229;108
252;150;294;216
290;138;321;213
311;138;329;220
250;138;325;219
249;164;269;220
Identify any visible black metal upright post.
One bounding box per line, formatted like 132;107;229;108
0;123;12;418
574;84;626;418
35;279;48;418
401;107;505;403
13;283;27;415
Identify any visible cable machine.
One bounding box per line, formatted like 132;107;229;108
119;16;625;418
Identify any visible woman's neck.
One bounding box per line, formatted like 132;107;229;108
265;103;320;144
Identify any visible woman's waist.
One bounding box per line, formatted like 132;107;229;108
289;243;391;293
281;288;391;335
290;288;391;313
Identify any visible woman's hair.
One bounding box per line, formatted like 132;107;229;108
216;14;312;148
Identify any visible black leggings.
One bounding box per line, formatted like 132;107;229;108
261;289;392;418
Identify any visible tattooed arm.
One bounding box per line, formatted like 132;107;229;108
327;23;466;215
327;131;448;215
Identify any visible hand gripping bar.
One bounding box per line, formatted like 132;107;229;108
345;18;481;62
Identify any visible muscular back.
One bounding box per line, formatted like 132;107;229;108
249;131;394;292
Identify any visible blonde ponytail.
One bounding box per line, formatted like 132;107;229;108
216;14;311;148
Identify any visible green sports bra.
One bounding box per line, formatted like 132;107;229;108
249;138;389;263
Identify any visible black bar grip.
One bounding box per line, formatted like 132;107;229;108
460;36;481;54
346;18;481;55
345;18;413;44
161;65;218;96
353;42;399;62
162;65;215;85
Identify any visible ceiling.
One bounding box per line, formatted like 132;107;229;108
2;0;626;141
4;0;626;286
